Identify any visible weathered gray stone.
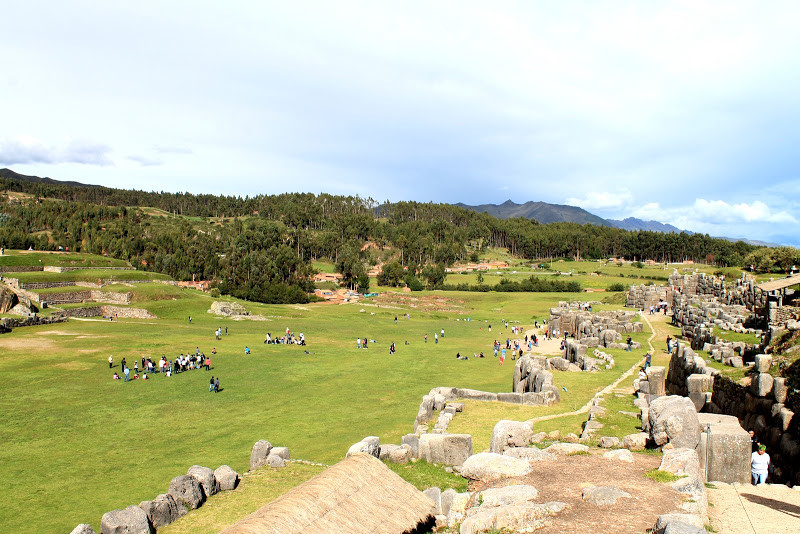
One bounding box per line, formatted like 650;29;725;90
139;493;185;529
660;448;700;478
544;443;589;455
496;392;523;404
459;501;565;534
447;402;465;412
266;454;286;467
423;487;442;515
662;521;704;534
754;354;772;373
70;525;96;534
379;444;400;461
696;413;750;484
430;386;458;400
646;367;666;396
648;396;700;449
687;374;713;393
168;475;205;510
623;432;649;451
269;446;290;460
477;484;539;507
187;465;219;497
415;395;435;427
401;434;420;457
773;377;788;403
418;433;472;466
100;505;154;534
549;357;570;371
433;393;447;411
503;446;556;462
214;465;240;491
389;445;412;464
490;420;534;454
440;488;457;517
778;407;794;432
603;449;634;462
457;388;497;401
581;485;631;506
530;431;547;444
460;452;533;481
752;372;774;397
346;436;380;458
598;436;620;449
653;514;704;532
250;439;273;470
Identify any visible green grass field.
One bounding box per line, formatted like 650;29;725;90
0;250;130;268
0;278;656;533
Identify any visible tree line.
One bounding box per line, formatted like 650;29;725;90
0;175;789;303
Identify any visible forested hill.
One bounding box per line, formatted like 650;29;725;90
0;168;764;304
457;200;610;226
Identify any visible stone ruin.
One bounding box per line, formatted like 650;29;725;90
549;303;643;345
209;301;249;317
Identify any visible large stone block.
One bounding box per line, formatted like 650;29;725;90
187;465;219;497
101;505;154;534
490;420;534;454
346;436;380;458
648;396;701;449
401;434;420;457
139;493;185;529
696;413;750;484
773;377;788;403
456;388;497;402
754;354;772;373
214;465;240;491
752;373;774;397
645;367;666;396
686;374;713;394
460;452;533;482
250;440;273;470
418;433;472;466
497;392;523;404
168;475;205;510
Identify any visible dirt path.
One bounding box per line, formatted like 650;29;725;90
707;483;800;533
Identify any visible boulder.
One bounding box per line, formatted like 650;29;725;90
250;440;273;470
754;354;772;373
423;487;442;515
70;525;96;534
187;465;219;497
139;493;185;529
270;446;291;460
648;396;700;449
401;434;420;457
603;449;634;463
503;447;556;462
496;392;523;404
456;388;497;401
0;286;19;314
418;433;472;466
459;501;565;534
477;484;539;507
346;436;380;458
622;432;649;451
168;474;205;510
653;514;704;533
659;448;701;478
598;436;620;449
440;488;457;517
490;420;534;454
752;373;774;397
389;445;412;464
662;521;704;534
100;505;154;534
460;453;533;482
773;377;788;403
214;465;240;491
549;357;570;371
581;485;631;506
379;444;401;461
544;443;588;455
266;454;286;467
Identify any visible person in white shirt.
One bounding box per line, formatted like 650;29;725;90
751;445;770;484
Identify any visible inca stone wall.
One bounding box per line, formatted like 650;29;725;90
666;343;800;485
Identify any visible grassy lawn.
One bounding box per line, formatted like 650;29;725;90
2;284;635;533
0;250;129;268
13;269;170;284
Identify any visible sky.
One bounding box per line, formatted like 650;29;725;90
1;1;799;245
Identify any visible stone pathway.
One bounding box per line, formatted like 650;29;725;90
707;483;800;533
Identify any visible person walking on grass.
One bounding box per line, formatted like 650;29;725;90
108;355;113;368
209;376;215;392
214;377;220;393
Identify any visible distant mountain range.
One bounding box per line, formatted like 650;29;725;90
454;200;609;226
0;168;98;188
458;200;776;246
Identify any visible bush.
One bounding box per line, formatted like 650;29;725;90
209;288;221;298
608;283;625;292
633;261;644;269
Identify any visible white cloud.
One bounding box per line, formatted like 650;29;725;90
566;188;634;211
0;135;112;166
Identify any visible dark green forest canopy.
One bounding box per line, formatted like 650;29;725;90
0;175;763;303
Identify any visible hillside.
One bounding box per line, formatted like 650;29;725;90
457;199;611;226
0;167;98;189
606;217;685;233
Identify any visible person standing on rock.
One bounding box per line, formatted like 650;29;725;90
751;444;770;484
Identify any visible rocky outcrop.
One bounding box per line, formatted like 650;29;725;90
100;505;154;534
460;453;533;482
138;493;185;529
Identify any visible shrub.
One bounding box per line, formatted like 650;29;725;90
608;282;625;292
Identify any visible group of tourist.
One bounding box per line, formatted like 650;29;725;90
111;351;213;382
264;330;306;345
